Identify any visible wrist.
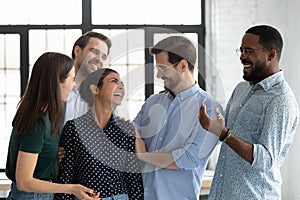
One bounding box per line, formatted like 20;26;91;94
136;152;147;161
68;184;74;195
219;128;232;142
219;128;229;141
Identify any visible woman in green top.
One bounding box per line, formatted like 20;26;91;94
5;52;99;200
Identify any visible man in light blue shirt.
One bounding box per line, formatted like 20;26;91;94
64;31;112;124
199;25;299;199
133;36;223;200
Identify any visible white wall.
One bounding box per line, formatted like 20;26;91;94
205;0;300;199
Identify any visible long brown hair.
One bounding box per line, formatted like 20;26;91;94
12;52;74;135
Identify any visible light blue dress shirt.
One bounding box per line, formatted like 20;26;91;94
209;71;299;200
133;84;223;200
64;86;89;125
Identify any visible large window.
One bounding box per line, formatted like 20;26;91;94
92;0;202;25
0;0;205;171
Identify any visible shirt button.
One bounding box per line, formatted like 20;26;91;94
220;174;223;177
222;156;225;159
239;104;243;108
159;137;163;140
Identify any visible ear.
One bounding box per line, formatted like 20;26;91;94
74;45;81;58
268;49;276;61
177;59;189;73
89;84;98;95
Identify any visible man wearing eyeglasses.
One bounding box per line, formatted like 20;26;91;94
133;35;223;200
199;25;299;199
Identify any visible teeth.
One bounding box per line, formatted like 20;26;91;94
90;62;99;68
113;93;122;97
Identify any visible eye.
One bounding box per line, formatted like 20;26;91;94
244;48;253;54
156;65;166;71
90;48;99;55
101;54;107;61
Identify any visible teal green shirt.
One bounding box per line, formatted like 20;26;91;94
6;114;59;182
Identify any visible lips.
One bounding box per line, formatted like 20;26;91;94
113;92;123;98
88;60;101;69
241;60;252;68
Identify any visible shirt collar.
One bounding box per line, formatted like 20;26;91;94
174;83;200;101
251;71;284;91
73;85;79;94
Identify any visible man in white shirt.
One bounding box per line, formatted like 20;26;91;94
64;31;112;124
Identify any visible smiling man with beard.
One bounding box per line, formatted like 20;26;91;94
199;25;299;199
64;31;112;124
133;36;223;200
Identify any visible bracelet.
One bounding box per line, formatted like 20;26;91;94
219;128;230;141
219;128;232;142
223;130;232;142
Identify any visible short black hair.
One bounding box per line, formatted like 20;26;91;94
246;25;283;60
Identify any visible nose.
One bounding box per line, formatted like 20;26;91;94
157;70;163;79
118;81;124;89
240;52;246;60
100;53;108;65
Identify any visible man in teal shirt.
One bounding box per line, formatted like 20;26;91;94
199;25;299;199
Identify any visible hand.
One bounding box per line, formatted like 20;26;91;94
134;128;147;159
57;147;66;163
198;104;225;137
72;184;100;200
117;116;131;122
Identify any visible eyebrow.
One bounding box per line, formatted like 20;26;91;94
109;77;119;81
90;47;108;56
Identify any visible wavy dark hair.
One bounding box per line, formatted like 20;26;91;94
12;52;74;135
79;68;118;107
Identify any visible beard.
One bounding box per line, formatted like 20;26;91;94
164;74;182;94
243;59;267;83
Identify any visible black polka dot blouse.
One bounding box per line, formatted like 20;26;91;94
55;111;144;199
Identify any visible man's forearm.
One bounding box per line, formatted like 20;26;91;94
136;152;179;169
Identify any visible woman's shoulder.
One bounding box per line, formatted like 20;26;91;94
115;119;135;137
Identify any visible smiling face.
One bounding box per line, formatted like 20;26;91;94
240;33;273;84
155;51;182;93
75;37;109;79
95;72;124;109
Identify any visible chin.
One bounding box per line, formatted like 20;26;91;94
112;101;122;107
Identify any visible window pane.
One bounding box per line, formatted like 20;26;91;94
0;34;20;69
29;29;82;70
0;0;82;25
0;34;20;169
94;29;145;119
92;0;201;25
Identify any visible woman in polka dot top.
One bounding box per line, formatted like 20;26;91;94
55;68;144;200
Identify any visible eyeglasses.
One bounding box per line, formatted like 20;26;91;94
156;62;179;72
236;47;263;57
